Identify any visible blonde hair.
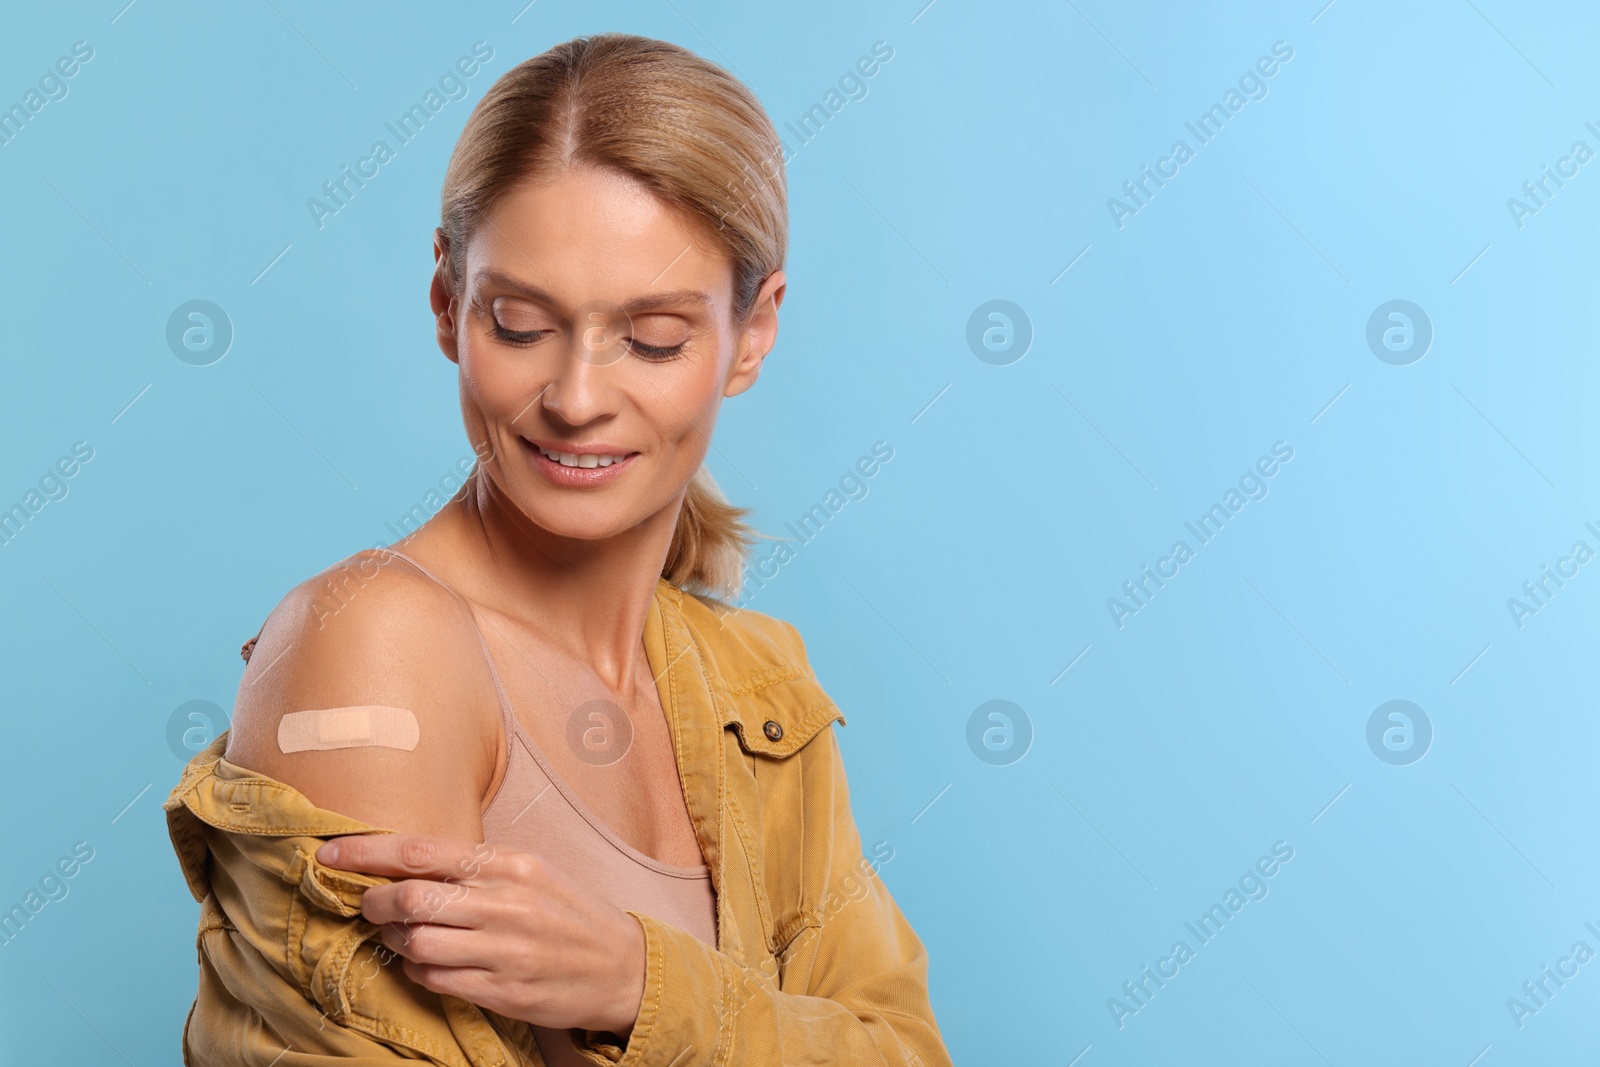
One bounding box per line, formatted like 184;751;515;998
438;33;788;601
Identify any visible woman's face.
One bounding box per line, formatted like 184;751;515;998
431;164;784;542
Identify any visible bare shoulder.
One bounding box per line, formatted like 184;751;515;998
225;549;501;840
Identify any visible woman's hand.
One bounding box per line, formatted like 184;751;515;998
315;834;647;1037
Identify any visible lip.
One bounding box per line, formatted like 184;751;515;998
528;439;636;456
522;438;640;486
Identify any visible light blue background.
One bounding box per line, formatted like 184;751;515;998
2;1;1597;1064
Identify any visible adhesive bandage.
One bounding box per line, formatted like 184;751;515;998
277;706;420;753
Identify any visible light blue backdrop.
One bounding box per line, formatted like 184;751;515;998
2;1;1596;1064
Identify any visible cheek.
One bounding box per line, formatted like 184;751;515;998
459;342;532;415
646;359;726;445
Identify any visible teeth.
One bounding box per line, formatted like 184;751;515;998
537;444;628;469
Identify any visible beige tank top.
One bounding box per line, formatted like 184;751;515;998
382;550;717;1065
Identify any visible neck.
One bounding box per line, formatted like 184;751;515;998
398;464;685;693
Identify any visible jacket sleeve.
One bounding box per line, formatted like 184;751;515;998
184;886;520;1067
184;877;538;1067
165;752;538;1067
575;724;954;1067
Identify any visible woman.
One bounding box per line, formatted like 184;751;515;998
176;32;953;1066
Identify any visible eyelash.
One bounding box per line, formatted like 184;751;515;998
490;322;686;361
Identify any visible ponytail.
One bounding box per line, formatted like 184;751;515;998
663;465;761;601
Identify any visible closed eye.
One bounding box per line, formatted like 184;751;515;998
491;323;550;346
626;338;686;361
491;322;685;361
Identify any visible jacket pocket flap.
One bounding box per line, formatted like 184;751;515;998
716;672;846;758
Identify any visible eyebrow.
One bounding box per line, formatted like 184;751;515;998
474;269;714;315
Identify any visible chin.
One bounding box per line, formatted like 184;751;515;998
519;503;644;542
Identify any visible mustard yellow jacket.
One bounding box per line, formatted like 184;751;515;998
164;578;954;1066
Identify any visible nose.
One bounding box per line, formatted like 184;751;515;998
538;306;628;426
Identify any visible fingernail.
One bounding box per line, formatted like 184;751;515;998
318;841;340;863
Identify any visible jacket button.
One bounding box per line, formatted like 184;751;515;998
763;720;784;742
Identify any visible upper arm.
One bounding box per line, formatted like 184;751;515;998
224;551;502;842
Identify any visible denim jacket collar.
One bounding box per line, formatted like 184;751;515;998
641;580;845;968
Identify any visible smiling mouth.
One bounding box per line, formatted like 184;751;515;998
533;444;637;468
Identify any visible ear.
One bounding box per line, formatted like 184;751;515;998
724;269;786;399
431;228;461;366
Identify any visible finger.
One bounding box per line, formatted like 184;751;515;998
361;877;483;928
378;921;494;969
401;958;498;1006
317;833;495;882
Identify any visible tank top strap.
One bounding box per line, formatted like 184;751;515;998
377;548;517;736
